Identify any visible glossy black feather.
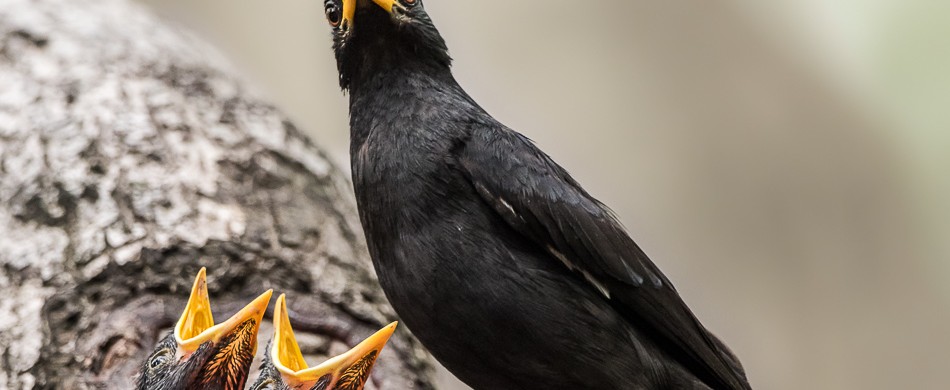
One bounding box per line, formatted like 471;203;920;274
460;128;750;390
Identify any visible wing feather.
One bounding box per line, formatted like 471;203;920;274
458;127;750;390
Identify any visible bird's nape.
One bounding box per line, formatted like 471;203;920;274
259;294;396;390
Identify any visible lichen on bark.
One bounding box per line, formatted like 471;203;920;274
0;0;436;388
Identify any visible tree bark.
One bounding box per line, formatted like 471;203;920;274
0;0;437;388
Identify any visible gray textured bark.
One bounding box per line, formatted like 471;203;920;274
0;0;437;388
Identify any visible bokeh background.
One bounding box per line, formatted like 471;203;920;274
133;1;950;389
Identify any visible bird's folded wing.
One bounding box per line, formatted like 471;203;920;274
457;126;750;390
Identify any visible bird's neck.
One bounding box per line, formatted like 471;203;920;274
341;38;453;93
340;15;469;146
346;53;455;99
338;8;452;93
345;41;461;144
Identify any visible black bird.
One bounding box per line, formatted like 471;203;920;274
249;294;396;390
323;1;751;389
137;268;273;390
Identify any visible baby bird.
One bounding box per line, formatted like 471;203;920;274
137;268;273;390
249;294;396;390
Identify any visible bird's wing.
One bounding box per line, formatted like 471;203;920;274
457;127;750;390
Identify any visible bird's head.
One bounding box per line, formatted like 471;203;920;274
136;268;273;390
323;0;450;90
249;294;397;390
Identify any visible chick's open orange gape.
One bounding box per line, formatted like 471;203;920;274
271;294;396;390
175;268;272;360
137;268;273;390
178;268;273;389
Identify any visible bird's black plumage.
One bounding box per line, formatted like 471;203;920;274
326;1;751;389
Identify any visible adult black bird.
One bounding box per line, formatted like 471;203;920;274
137;268;273;390
249;294;397;390
322;1;752;389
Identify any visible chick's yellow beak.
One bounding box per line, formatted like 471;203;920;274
174;268;273;358
272;294;397;389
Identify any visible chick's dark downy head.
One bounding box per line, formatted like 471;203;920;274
322;0;450;90
137;268;273;390
249;294;396;390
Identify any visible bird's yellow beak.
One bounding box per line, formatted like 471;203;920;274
271;294;397;389
369;0;401;14
341;0;405;29
174;268;273;361
341;0;356;30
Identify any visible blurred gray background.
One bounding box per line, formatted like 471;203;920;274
134;1;950;389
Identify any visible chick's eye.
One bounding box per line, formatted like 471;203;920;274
325;3;342;27
250;378;277;390
147;349;171;371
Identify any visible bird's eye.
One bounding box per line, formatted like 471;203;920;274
403;0;417;7
325;2;342;27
